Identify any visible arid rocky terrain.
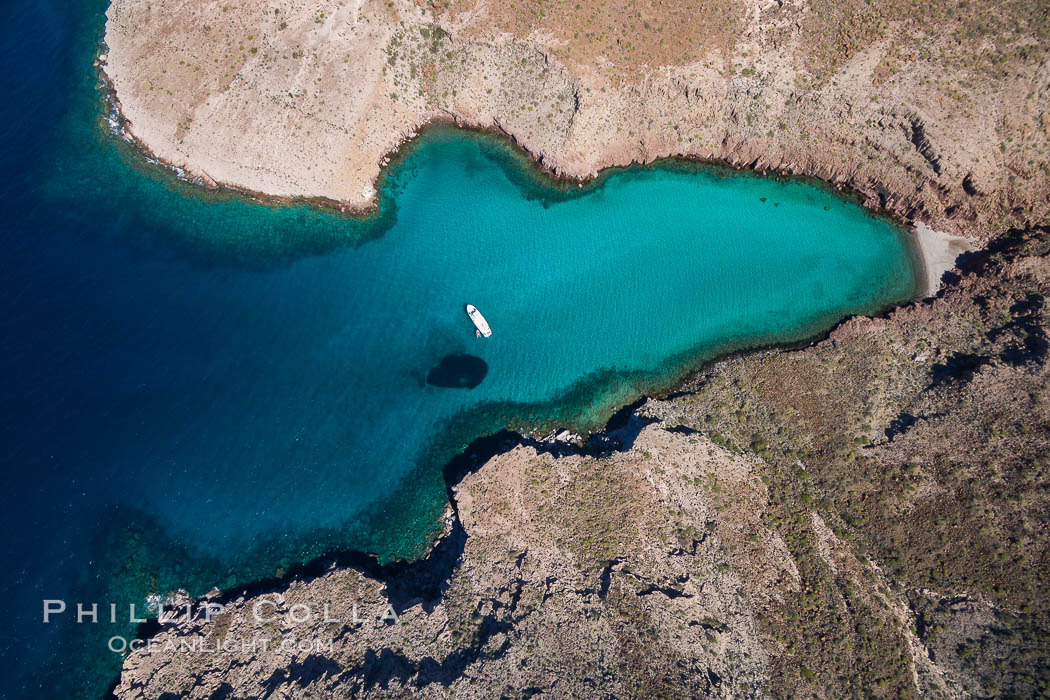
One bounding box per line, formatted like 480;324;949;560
103;0;1049;234
101;0;1050;697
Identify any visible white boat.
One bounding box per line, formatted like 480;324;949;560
465;304;492;338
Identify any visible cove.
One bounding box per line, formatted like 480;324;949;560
0;0;916;696
77;124;917;561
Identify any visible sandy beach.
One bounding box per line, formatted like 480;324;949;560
913;222;980;297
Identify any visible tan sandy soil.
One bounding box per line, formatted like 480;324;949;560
914;221;980;296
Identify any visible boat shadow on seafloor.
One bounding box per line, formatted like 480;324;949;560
426;353;489;389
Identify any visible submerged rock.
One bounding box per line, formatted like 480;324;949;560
426;354;488;389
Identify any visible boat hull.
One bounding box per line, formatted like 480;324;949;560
465;304;492;337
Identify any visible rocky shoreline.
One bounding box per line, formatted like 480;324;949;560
99;68;968;303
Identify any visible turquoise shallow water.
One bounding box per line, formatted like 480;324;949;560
0;0;916;696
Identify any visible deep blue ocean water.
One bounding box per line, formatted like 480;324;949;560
0;0;917;696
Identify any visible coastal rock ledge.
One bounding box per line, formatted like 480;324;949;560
103;0;1049;233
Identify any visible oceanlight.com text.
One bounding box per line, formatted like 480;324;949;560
107;635;336;655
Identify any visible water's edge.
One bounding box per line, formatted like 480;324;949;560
96;41;928;299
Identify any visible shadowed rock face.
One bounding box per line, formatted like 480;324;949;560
426;354;488;389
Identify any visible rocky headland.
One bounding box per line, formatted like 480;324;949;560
101;0;1050;696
